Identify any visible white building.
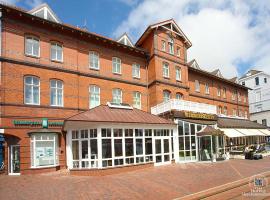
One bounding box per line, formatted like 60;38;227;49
239;70;270;127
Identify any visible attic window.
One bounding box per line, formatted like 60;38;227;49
29;4;60;23
117;34;134;47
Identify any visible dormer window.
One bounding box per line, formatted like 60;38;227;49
28;3;61;23
168;37;174;55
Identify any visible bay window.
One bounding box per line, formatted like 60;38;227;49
24;76;40;105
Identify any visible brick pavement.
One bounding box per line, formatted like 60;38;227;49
0;158;270;200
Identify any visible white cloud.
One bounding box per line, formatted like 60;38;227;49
0;0;20;4
114;0;270;78
117;0;139;6
25;0;43;8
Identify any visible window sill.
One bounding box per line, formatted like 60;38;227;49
163;76;170;80
89;67;100;71
50;105;64;108
31;165;59;169
133;76;140;80
113;72;122;76
24;103;40;106
25;54;40;59
51;59;63;64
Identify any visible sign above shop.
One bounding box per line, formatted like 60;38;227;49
184;111;217;120
13;119;64;127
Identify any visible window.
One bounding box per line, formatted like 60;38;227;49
163;62;170;78
224;106;228;115
244;111;248;119
238;92;241;102
25;36;40;57
255;77;259;86
89;85;100;108
205;83;209;94
163;90;171;102
168;37;174;54
50;80;63;106
242;81;245;86
232;90;237;101
175;67;181;81
161;40;166;51
132;63;140;78
176;93;183;100
51;43;63;62
112;57;121;74
24;76;40;105
218;106;222;115
195;80;200;92
243;95;247;103
176;46;180;56
30;133;58;168
112;88;122;104
233;109;237;116
217;87;221;96
133;91;141;109
89;51;99;70
262;119;267;126
222;87;227;98
264;78;267;83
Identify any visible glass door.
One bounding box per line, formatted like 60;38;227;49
9;145;20;175
198;136;212;161
154;137;171;166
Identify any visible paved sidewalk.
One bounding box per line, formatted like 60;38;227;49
0;158;270;200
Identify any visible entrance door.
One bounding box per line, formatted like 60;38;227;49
198;136;212;161
154;138;171;166
9;145;20;175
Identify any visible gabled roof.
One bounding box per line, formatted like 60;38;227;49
218;117;267;129
211;69;223;78
117;33;134;47
240;69;263;80
65;105;175;125
28;3;61;23
136;19;192;48
187;59;200;69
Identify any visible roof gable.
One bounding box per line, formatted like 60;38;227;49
188;59;200;69
211;69;223;78
117;33;134;47
28;3;61;23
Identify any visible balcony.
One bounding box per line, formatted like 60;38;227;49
151;99;217;115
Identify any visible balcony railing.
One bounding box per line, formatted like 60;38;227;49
151;99;217;115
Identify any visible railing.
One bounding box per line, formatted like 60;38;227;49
151;99;217;115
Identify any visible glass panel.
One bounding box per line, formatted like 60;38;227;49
72;141;79;160
185;136;190;150
164;139;169;153
114;139;123;157
136;139;143;155
156;155;162;163
191;136;196;150
102;139;111;159
11;146;20;173
185;151;191;161
179;137;184;150
125;138;133;156
179;151;185;161
191;124;195;135
145;138;152;155
155;139;161;154
164;155;170;162
90;139;98;158
184;122;189;135
81;140;88;159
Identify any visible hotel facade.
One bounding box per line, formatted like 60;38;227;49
0;3;269;175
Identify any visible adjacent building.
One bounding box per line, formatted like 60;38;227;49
239;70;270;127
0;3;269;175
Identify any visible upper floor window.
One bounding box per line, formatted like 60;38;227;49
112;88;122;104
161;40;166;51
224;106;228;115
238;92;241;102
222;87;227;98
51;43;63;62
241;81;245;86
262;119;267;126
218;106;222;115
89;85;100;109
243;95;247;103
232;90;237;101
176;93;183;100
264;78;267;83
25;36;40;57
176;46;180;57
175;67;181;81
50;79;63;106
133;91;141;109
168;38;174;54
195;80;200;92
24;76;40;105
163;62;170;78
163;90;171;102
233;109;237;116
205;83;209;94
255;77;259;86
217;87;221;97
132;63;140;78
245;111;248;119
89;51;100;70
112;57;121;74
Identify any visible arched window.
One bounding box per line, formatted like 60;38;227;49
163;90;171;102
112;88;122;104
25;35;40;57
50;79;63;106
176;93;183;100
218;106;222;115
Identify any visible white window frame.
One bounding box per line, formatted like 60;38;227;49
25;36;40;57
168;38;174;55
217;87;221;97
30;133;59;168
24;76;40;105
163;90;171;102
205;83;209;94
132;63;140;78
176;93;182;100
89;51;100;70
50;42;63;62
112;57;121;74
89;85;100;109
133;91;141;109
112;88;122;104
50;79;64;107
161;40;166;51
175;67;181;81
163;62;170;78
195;80;200;92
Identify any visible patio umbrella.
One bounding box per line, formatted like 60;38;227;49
197;126;223;136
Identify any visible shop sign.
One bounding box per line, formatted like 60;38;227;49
184;111;216;120
13;120;64;127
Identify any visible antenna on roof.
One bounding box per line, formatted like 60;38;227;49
81;19;88;31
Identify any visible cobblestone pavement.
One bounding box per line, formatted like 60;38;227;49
0;158;270;200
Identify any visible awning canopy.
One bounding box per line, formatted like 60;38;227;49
220;129;244;138
220;128;270;138
197;126;223;136
259;129;270;136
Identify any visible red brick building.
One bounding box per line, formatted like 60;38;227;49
1;3;262;175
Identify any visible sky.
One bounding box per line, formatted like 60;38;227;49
3;0;270;79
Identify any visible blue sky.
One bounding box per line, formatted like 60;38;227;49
6;0;270;78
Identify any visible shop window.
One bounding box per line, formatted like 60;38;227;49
50;79;63;107
25;36;40;57
89;51;100;70
89;85;100;109
133;91;141;109
112;57;121;74
112;88;122;104
132;63;140;78
24;76;40;105
51;43;63;62
30;133;59;168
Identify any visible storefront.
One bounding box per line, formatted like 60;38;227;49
64;103;177;173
